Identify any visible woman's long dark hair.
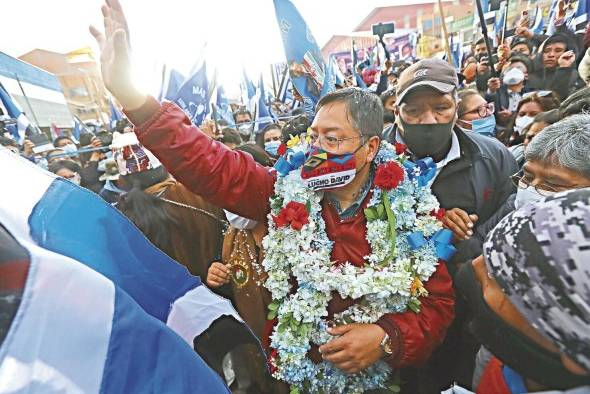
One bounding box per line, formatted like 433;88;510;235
116;166;178;253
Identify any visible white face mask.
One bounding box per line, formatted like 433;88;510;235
514;115;534;135
514;185;556;209
62;144;78;155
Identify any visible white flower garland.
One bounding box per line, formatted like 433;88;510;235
261;141;444;393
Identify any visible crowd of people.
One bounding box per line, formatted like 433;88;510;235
2;0;590;393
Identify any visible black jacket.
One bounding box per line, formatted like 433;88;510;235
385;126;518;267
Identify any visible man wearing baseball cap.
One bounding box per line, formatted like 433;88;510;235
387;58;518;391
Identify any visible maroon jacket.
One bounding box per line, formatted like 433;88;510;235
126;98;455;368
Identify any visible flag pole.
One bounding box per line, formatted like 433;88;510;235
14;74;42;130
501;0;510;45
437;0;454;66
475;0;499;77
270;65;278;98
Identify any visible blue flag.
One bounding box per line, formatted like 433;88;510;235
109;97;124;129
330;55;345;87
159;68;186;102
568;0;589;31
273;0;332;115
532;6;545;34
255;75;274;132
450;35;463;70
174;62;209;126
0;83;31;143
215;85;236;128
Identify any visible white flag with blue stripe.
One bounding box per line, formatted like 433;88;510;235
0;148;261;393
0;83;31;144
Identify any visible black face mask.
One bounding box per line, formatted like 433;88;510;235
455;262;590;390
399;118;454;159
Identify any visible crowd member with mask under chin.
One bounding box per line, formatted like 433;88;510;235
388;59;518;391
454;188;590;393
457;90;496;137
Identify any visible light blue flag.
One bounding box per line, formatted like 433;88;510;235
273;0;332;115
174;61;209;126
255;75;274;132
0;83;31;143
495;2;506;39
215;85;236;127
330;55;345;87
450;35;463;70
532;6;545;34
547;0;560;35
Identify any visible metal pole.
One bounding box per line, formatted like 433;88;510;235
475;0;499;77
501;0;510;45
14;74;42;129
437;0;454;65
270;64;278;98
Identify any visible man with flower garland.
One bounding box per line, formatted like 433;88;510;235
90;1;454;391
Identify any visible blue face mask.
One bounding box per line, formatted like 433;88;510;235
471;114;496;137
264;140;281;156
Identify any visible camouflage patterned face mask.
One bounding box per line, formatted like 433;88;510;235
483;188;590;374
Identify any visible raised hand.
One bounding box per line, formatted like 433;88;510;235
90;0;146;111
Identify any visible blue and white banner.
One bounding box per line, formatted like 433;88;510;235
174;62;209;126
273;0;333;115
567;0;589;32
0;149;259;393
0;83;31;144
351;41;367;89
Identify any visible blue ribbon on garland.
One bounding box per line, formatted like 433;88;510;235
274;151;306;176
403;157;437;187
406;228;456;261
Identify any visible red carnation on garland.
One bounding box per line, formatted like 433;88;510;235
394;142;407;155
273;201;310;231
430;208;446;221
374;161;405;191
277;143;287;156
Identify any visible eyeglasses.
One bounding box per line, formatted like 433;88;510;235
510;171;561;196
309;133;365;152
461;102;495;118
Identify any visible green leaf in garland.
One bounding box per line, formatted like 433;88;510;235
267;308;278;320
382;192;397;253
290;386;300;394
408;298;422;313
268;301;279;311
376;203;386;220
305;200;312;213
364;206;379;221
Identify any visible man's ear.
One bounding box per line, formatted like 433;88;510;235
366;136;381;162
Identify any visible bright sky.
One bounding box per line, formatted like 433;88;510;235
2;0;435;97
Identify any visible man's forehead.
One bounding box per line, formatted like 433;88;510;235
311;102;353;132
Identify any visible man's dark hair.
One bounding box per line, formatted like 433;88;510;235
53;136;74;146
316;87;384;138
233;109;252;121
559;86;590;118
219;127;242;146
380;88;396;106
282;115;310;143
235;143;274;167
290;108;305;117
508;54;532;72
